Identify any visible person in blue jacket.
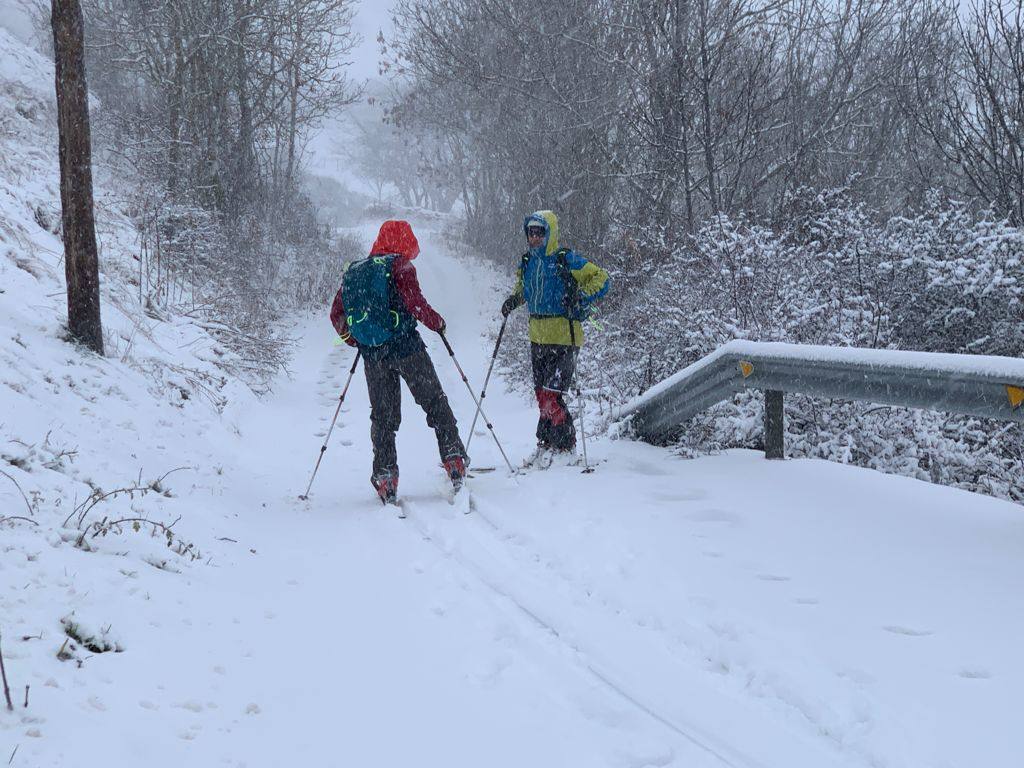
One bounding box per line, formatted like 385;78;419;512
501;210;610;455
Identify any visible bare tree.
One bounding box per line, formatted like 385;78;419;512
52;0;104;355
910;0;1024;223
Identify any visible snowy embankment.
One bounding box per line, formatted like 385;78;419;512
2;24;1022;768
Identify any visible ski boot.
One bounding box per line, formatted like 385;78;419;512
442;454;467;493
371;470;399;506
548;446;581;469
522;442;554;470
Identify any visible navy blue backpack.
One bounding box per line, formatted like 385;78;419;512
341;256;414;346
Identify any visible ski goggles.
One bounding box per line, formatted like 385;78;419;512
525;226;546;238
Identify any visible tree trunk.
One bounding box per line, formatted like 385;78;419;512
697;0;720;213
285;56;300;192
233;0;254;217
674;0;695;233
168;8;184;196
284;0;302;194
52;0;103;355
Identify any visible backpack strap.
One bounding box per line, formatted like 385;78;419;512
554;248;583;345
554;248;582;314
378;254;407;323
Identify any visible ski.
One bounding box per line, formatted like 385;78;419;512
442;455;469;510
448;483;472;514
520;448;587;472
384;497;406;518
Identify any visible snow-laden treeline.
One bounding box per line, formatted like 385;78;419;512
594;190;1024;502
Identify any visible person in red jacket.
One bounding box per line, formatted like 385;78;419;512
330;220;466;504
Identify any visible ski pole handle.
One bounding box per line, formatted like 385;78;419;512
346;350;361;376
440;331;455;357
493;316;507;357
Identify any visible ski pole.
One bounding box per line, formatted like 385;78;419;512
567;323;593;474
465;316;508;454
575;380;593;474
299;350;362;500
439;332;516;474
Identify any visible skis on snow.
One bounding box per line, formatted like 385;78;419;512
378;490;406;518
522;450;596;474
385;474;470;518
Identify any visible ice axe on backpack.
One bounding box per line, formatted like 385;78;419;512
465;315;508;456
299;350;362;500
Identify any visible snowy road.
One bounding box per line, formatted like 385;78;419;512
5;216;1022;768
184;219;1022;767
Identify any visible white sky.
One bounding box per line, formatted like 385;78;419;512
303;0;396;190
348;0;396;80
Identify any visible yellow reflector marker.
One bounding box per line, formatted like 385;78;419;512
739;361;754;378
1007;385;1024;409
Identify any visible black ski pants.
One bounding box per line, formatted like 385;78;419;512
363;343;465;478
530;342;577;451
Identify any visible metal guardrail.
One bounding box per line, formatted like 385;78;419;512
619;341;1024;458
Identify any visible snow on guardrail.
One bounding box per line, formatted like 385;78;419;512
620;340;1024;445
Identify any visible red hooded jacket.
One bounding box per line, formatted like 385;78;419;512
330;220;445;346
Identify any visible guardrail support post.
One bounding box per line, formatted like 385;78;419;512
764;390;784;459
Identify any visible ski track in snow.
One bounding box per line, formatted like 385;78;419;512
400;495;758;768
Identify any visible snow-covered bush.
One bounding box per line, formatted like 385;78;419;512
587;190;1024;502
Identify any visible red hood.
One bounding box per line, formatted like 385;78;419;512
370;220;420;260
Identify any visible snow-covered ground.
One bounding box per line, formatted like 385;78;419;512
4;207;1023;766
2;16;1023;768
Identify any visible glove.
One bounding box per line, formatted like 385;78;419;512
437;320;446;335
501;295;520;318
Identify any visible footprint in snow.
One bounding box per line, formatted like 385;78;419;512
794;597;819;605
685;508;741;525
882;625;933;637
625;461;671;477
621;745;675;768
755;573;791;582
957;667;991;679
650;488;709;502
